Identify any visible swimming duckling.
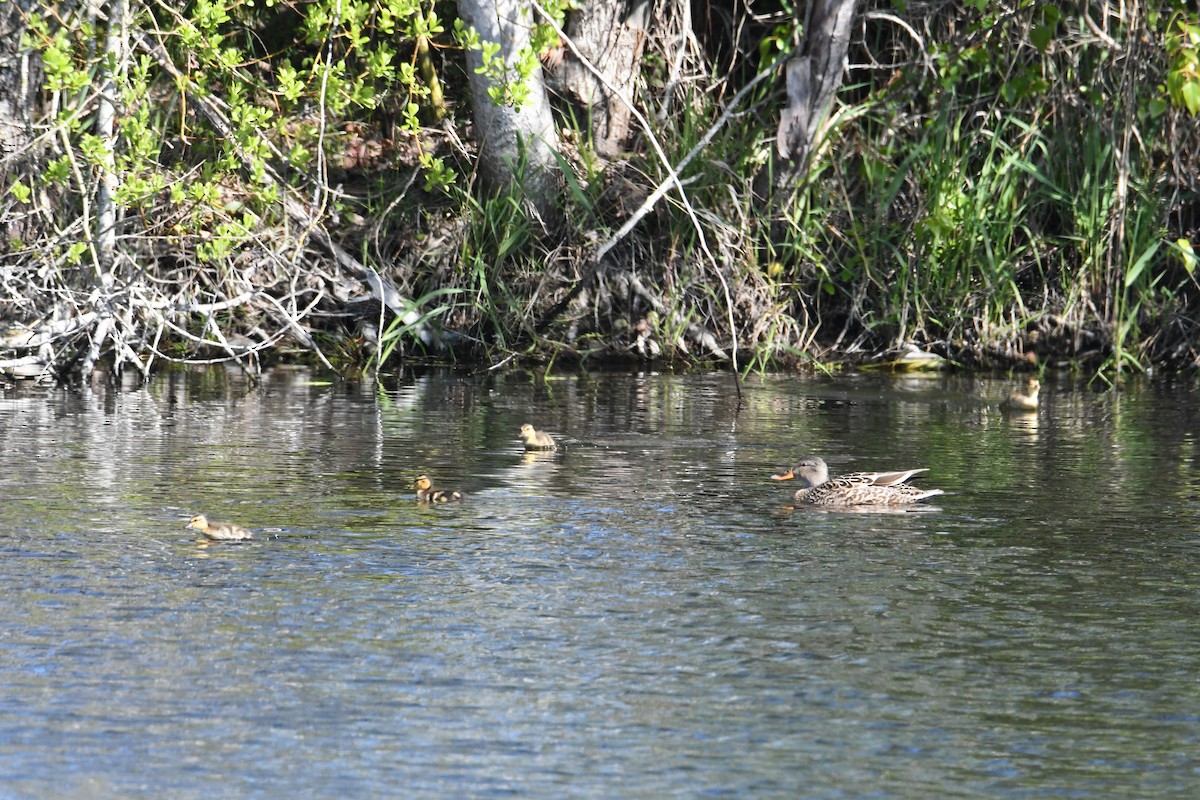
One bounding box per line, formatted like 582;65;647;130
771;456;944;507
1000;378;1040;412
519;423;557;451
413;474;462;503
187;514;254;541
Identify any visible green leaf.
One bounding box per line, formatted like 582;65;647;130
1183;80;1200;115
1124;240;1160;288
8;180;31;204
377;288;462;366
1174;238;1197;275
1030;24;1053;53
288;143;311;167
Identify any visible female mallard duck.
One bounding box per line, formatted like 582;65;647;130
771;456;943;507
519;423;557;451
187;514;253;541
413;474;462;503
1000;378;1040;412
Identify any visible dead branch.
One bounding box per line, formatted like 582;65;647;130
131;31;435;354
530;1;780;376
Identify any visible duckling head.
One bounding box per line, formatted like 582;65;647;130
187;514;209;532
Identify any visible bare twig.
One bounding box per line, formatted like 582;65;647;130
531;0;780;378
131;30;433;360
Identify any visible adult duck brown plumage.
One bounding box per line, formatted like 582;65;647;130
771;456;943;507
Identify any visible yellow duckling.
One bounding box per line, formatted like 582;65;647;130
413;474;462;503
771;456;943;507
1000;378;1040;412
187;514;253;541
519;423;557;451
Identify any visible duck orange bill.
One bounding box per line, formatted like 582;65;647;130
771;469;795;481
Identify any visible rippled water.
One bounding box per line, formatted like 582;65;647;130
1;367;1198;798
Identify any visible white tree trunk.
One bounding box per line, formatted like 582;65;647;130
457;0;559;220
93;0;124;286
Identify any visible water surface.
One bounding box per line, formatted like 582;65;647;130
1;368;1198;798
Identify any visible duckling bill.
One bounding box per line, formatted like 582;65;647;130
772;456;943;507
413;475;462;503
187;514;253;541
519;423;557;451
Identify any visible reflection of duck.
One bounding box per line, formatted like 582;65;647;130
187;514;253;541
519;423;557;451
1000;378;1040;412
771;456;943;507
413;475;462;503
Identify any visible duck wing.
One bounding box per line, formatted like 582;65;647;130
800;480;944;506
842;468;929;487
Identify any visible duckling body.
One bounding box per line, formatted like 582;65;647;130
519;423;557;451
772;456;943;507
187;514;253;541
1000;378;1040;412
413;474;462;503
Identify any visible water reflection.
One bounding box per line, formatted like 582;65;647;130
0;367;1198;797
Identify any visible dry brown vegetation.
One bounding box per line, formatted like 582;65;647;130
2;1;1199;385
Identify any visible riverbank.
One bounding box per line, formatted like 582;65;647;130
2;2;1197;382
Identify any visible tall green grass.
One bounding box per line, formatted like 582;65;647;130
370;5;1188;378
747;90;1177;378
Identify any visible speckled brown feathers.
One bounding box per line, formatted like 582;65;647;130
771;456;943;507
